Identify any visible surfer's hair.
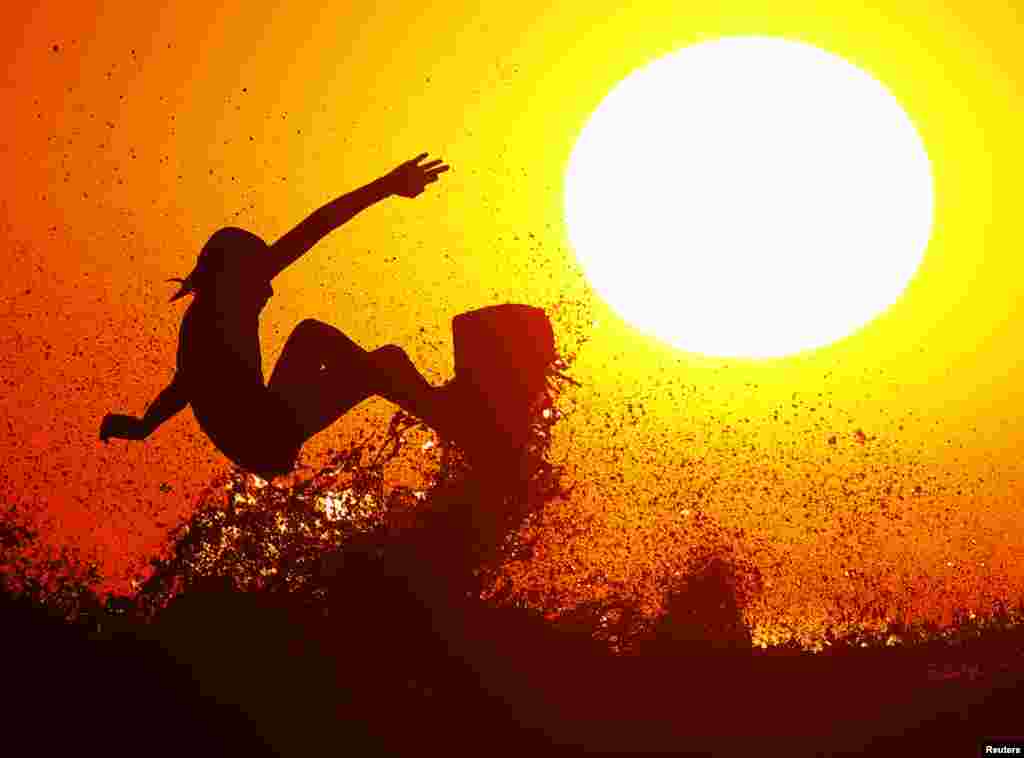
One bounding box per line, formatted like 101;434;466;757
168;227;266;303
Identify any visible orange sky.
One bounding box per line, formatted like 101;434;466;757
3;1;1023;645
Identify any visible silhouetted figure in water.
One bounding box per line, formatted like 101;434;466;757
100;153;559;484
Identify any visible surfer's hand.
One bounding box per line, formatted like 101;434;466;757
100;413;147;442
381;153;449;198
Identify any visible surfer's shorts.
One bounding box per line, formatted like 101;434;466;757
210;388;304;481
250;393;304;479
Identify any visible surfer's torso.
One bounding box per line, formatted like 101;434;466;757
177;282;299;476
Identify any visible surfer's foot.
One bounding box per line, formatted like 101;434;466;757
428;380;497;456
428;380;473;446
428;380;528;471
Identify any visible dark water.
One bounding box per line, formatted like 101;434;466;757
5;382;1023;755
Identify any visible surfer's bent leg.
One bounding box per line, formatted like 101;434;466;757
364;344;441;427
267;319;440;439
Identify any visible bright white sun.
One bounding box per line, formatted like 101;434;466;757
565;36;934;358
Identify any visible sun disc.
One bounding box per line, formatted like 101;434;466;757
564;36;934;358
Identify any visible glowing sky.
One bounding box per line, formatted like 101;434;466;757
3;1;1023;643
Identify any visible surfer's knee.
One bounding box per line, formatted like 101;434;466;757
295;318;328;336
288;319;337;352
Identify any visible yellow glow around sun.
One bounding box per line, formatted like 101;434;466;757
565;36;934;359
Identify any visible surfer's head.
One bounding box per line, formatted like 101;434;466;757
168;227;268;303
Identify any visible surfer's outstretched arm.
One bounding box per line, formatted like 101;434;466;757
100;374;189;442
264;152;449;281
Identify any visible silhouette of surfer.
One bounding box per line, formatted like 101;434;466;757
99;153;562;484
